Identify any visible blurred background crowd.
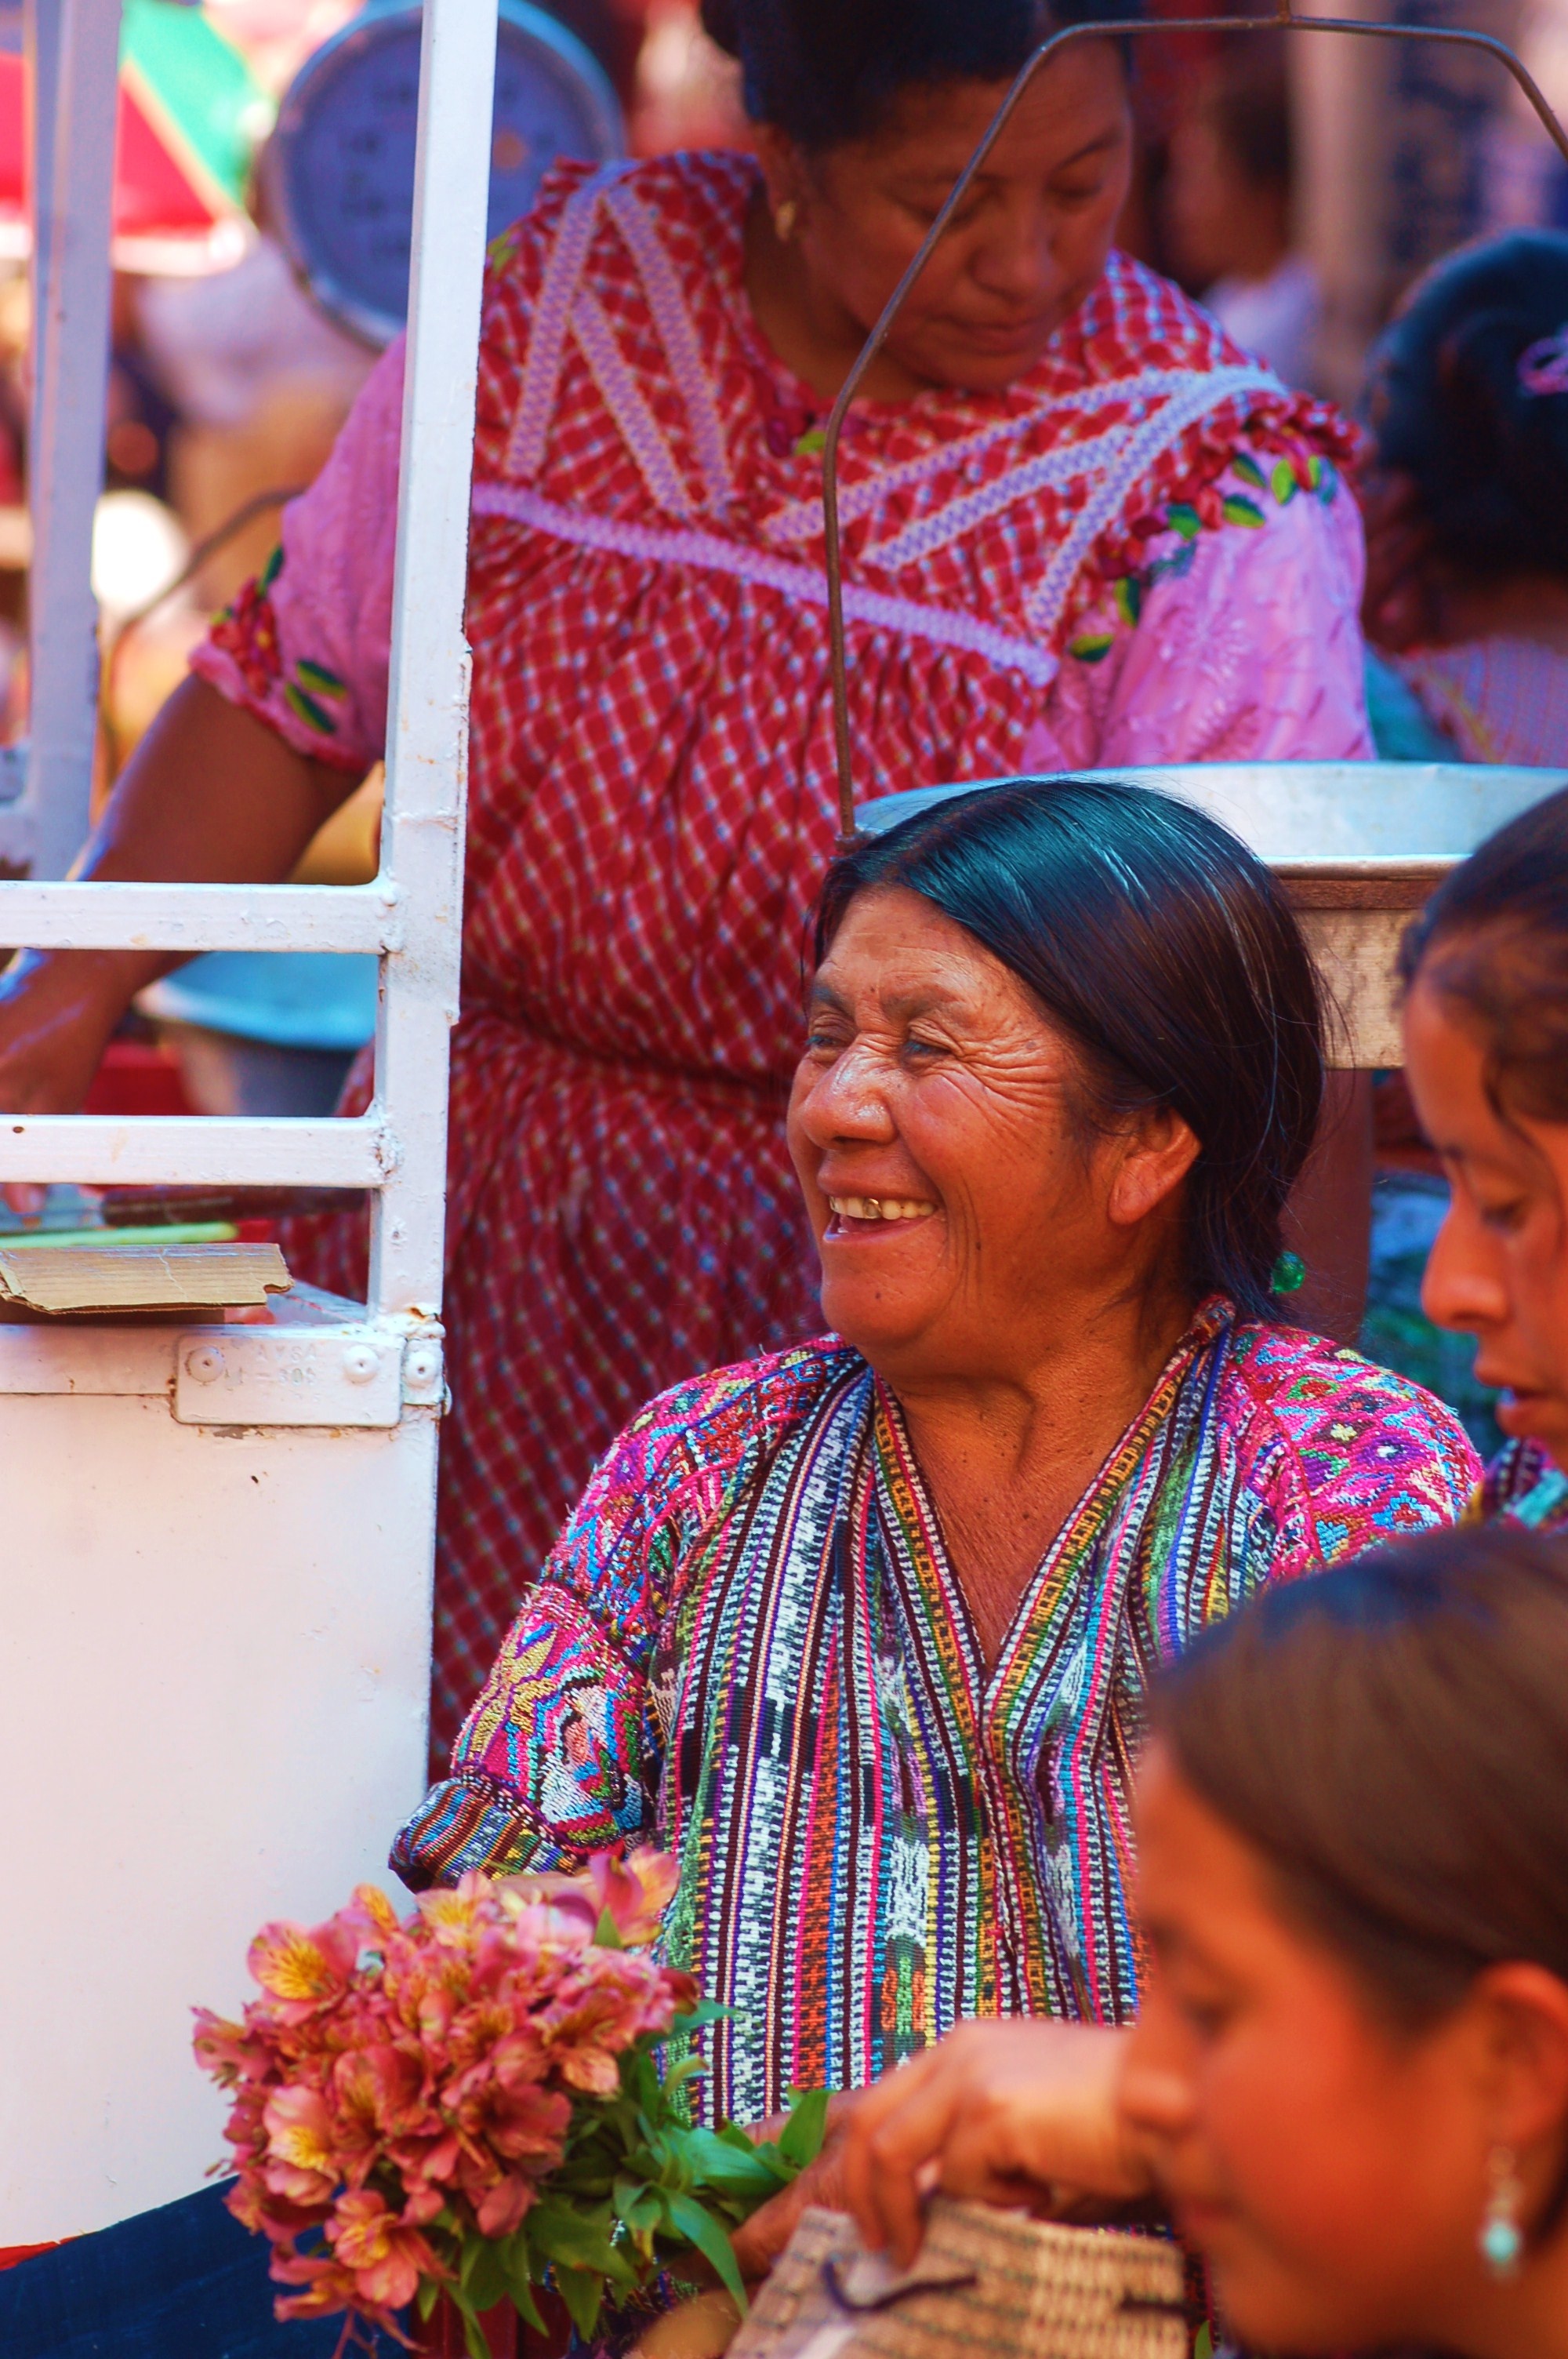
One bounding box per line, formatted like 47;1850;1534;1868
2;0;1559;805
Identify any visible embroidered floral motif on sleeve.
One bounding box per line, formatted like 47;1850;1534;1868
1068;443;1341;664
205;540;351;743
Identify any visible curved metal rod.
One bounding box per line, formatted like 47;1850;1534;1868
822;11;1568;843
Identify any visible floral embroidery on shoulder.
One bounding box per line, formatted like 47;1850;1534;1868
206;541;350;742
208;540;285;700
1067;440;1341;664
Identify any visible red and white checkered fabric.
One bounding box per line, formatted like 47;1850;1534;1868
198;151;1359;1747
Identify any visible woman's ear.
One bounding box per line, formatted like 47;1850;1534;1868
1468;1961;1568;2186
750;124;810;238
1105;1109;1201;1230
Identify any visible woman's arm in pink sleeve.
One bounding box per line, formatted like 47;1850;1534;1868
1091;478;1374;767
191;336;406;772
0;351;409;1125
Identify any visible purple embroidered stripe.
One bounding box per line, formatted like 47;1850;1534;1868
604;180;734;517
758;365;1273;548
571;285;695;519
1025;365;1279;636
470;478;1059;685
505;161;633;482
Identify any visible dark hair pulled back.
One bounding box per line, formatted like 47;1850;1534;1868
1367;230;1568;585
1399;783;1568;1125
1156;1528;1568;2056
813;779;1323;1325
700;0;1133;150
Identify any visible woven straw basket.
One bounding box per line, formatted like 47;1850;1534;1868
724;2201;1190;2359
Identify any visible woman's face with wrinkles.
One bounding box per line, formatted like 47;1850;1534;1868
786;885;1196;1387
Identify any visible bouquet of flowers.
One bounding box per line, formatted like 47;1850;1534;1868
194;1852;824;2357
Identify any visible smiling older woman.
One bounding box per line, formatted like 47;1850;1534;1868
392;780;1475;2122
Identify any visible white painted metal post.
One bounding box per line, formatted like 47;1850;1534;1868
368;0;497;1318
24;0;60;468
26;0;122;882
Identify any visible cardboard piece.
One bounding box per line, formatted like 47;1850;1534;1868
0;1241;292;1317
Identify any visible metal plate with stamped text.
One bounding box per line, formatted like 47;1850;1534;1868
173;1328;423;1427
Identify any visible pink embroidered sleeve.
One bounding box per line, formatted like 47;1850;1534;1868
1237;1332;1479;1586
1025;473;1374;771
190;336;407;772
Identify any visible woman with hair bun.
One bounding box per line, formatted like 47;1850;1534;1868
1365;231;1568;763
0;0;1374;1744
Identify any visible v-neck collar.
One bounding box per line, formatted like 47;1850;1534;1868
868;1296;1235;1723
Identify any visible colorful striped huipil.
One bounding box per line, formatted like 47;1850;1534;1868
192;149;1372;1753
393;1303;1476;2123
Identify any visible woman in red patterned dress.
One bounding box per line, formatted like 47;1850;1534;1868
0;0;1373;1742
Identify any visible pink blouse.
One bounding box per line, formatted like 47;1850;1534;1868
194;332;1372;781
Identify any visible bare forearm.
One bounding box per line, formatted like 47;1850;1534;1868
0;674;367;1115
64;674;360;986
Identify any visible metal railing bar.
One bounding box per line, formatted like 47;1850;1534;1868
0;1113;393;1190
24;0;122;881
0;879;401;954
820;8;1568;841
365;0;496;1320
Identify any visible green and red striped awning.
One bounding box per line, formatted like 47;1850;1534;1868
0;0;269;272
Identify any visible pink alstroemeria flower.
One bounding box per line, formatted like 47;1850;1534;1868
328;2186;443;2311
248;1915;361;2026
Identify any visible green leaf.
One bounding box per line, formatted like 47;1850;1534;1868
416;2278;441;2322
663;2191;749;2312
1067;633;1113;664
613;2175;666;2241
556;2266;607;2342
673;1998;731;2034
1167;500;1201;540
1270;458;1298;504
1112;575;1142;627
593;1908;626;1950
282;682;336;735
459;2235;507;2315
676;2126;784;2201
457;2301;492;2359
779;2087;829;2172
505;2270;549;2334
524;2196;624;2277
794;427;827;457
1230;450;1266;489
1220;493;1265;529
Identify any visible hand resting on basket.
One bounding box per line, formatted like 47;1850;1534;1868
839;2020;1158;2267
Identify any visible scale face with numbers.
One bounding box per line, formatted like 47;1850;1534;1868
268;0;623;347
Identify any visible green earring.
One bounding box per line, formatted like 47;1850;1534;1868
1270;1251;1305;1296
1480;2146;1524;2278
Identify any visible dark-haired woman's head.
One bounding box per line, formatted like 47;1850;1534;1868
1398;785;1568;1465
788;779;1323;1385
1165;49;1294;293
1363;232;1568;643
1127;1527;1568;2353
703;0;1134;394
